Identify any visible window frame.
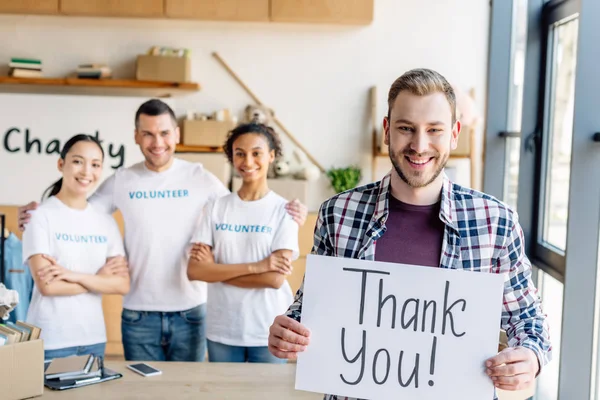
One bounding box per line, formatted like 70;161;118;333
486;0;600;397
530;0;581;280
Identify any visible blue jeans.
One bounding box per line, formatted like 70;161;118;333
44;342;105;361
207;339;286;364
121;303;206;362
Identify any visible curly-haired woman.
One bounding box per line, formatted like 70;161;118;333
187;122;299;364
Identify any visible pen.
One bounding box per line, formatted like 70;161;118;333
75;376;101;385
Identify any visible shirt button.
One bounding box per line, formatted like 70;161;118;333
370;232;377;237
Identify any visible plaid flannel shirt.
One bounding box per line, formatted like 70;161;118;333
286;172;552;400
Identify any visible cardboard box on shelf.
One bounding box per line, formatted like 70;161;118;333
136;54;191;83
0;339;44;400
182;119;235;147
232;177;309;206
175;152;231;186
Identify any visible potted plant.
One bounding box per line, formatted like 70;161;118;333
326;166;362;194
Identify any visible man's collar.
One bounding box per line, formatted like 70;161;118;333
439;173;458;232
376;171;458;233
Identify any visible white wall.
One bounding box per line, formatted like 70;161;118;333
0;0;490;210
0;95;149;204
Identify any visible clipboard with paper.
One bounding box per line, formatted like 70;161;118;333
44;357;122;391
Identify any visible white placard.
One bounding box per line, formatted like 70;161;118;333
295;254;505;400
0;94;170;205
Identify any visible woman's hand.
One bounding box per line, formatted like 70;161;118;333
38;255;80;285
285;199;308;226
97;256;129;277
254;253;293;275
190;243;214;263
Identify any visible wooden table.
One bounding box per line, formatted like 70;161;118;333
39;361;532;399
41;361;322;399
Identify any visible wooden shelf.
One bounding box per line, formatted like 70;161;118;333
175;144;224;153
0;77;200;98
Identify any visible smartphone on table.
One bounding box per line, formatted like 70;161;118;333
126;363;162;377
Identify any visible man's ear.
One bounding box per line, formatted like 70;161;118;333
450;120;461;150
383;116;390;146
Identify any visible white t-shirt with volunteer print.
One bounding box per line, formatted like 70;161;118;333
192;191;299;347
22;196;125;350
89;158;229;312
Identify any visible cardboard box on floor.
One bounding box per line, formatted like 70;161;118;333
0;339;44;400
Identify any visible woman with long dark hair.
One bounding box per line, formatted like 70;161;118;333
22;134;130;360
187;123;299;363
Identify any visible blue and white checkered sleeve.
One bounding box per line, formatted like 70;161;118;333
499;211;552;370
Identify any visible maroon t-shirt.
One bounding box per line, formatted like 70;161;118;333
374;195;444;267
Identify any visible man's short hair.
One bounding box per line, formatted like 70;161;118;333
387;68;457;124
135;99;177;129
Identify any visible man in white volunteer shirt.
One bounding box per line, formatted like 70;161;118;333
19;99;308;362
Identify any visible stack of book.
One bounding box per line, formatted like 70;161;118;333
8;58;42;78
75;63;112;79
0;320;41;345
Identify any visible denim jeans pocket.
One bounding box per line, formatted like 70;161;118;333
121;309;144;325
180;304;206;324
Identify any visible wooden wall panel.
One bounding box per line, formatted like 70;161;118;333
166;0;269;22
0;0;58;15
60;0;164;18
270;0;374;25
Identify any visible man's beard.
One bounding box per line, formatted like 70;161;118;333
389;148;448;188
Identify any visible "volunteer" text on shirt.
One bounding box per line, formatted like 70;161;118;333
55;233;108;243
215;223;273;234
128;189;189;199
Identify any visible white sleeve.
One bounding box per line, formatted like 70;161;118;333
89;172;117;214
105;216;125;258
22;209;51;262
272;205;300;261
190;199;215;247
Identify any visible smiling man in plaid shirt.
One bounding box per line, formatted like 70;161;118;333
268;68;552;399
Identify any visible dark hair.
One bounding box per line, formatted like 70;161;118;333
223;123;283;163
134;99;177;129
42;134;105;200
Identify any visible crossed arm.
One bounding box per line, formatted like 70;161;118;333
187;243;293;289
29;254;130;297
